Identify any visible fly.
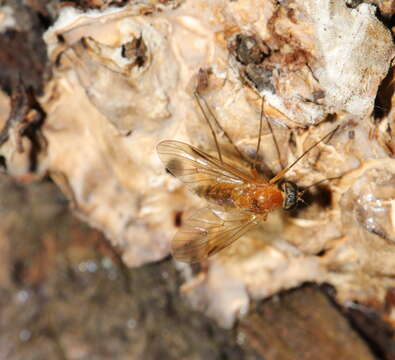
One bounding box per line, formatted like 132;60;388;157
157;87;339;263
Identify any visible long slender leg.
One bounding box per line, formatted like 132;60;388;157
193;91;223;163
311;120;338;166
252;96;284;178
252;97;263;171
261;97;284;170
269;125;340;184
194;90;257;167
199;91;251;162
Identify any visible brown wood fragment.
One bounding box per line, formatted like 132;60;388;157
346;299;395;360
239;285;375;360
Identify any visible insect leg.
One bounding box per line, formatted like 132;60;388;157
252;96;284;172
269;125;340;184
311;119;339;166
198;93;251;164
193;90;223;163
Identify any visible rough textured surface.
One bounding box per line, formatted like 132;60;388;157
239;285;375;360
1;0;395;327
0;1;49;94
0;173;261;359
0;170;390;359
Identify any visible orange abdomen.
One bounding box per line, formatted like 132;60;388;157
232;183;283;214
198;182;283;214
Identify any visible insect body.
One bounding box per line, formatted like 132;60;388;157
201;181;284;214
159;140;287;211
157;92;337;264
157;139;301;263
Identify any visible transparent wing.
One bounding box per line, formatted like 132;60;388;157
157;141;254;190
171;207;259;263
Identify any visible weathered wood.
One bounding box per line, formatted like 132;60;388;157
239;285;375;360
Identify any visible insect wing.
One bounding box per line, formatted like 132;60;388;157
157;141;254;191
171;207;257;263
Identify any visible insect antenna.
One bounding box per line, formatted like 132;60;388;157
269;125;340;184
296;175;343;203
302;175;343;191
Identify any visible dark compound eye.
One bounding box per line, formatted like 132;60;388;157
281;181;298;210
